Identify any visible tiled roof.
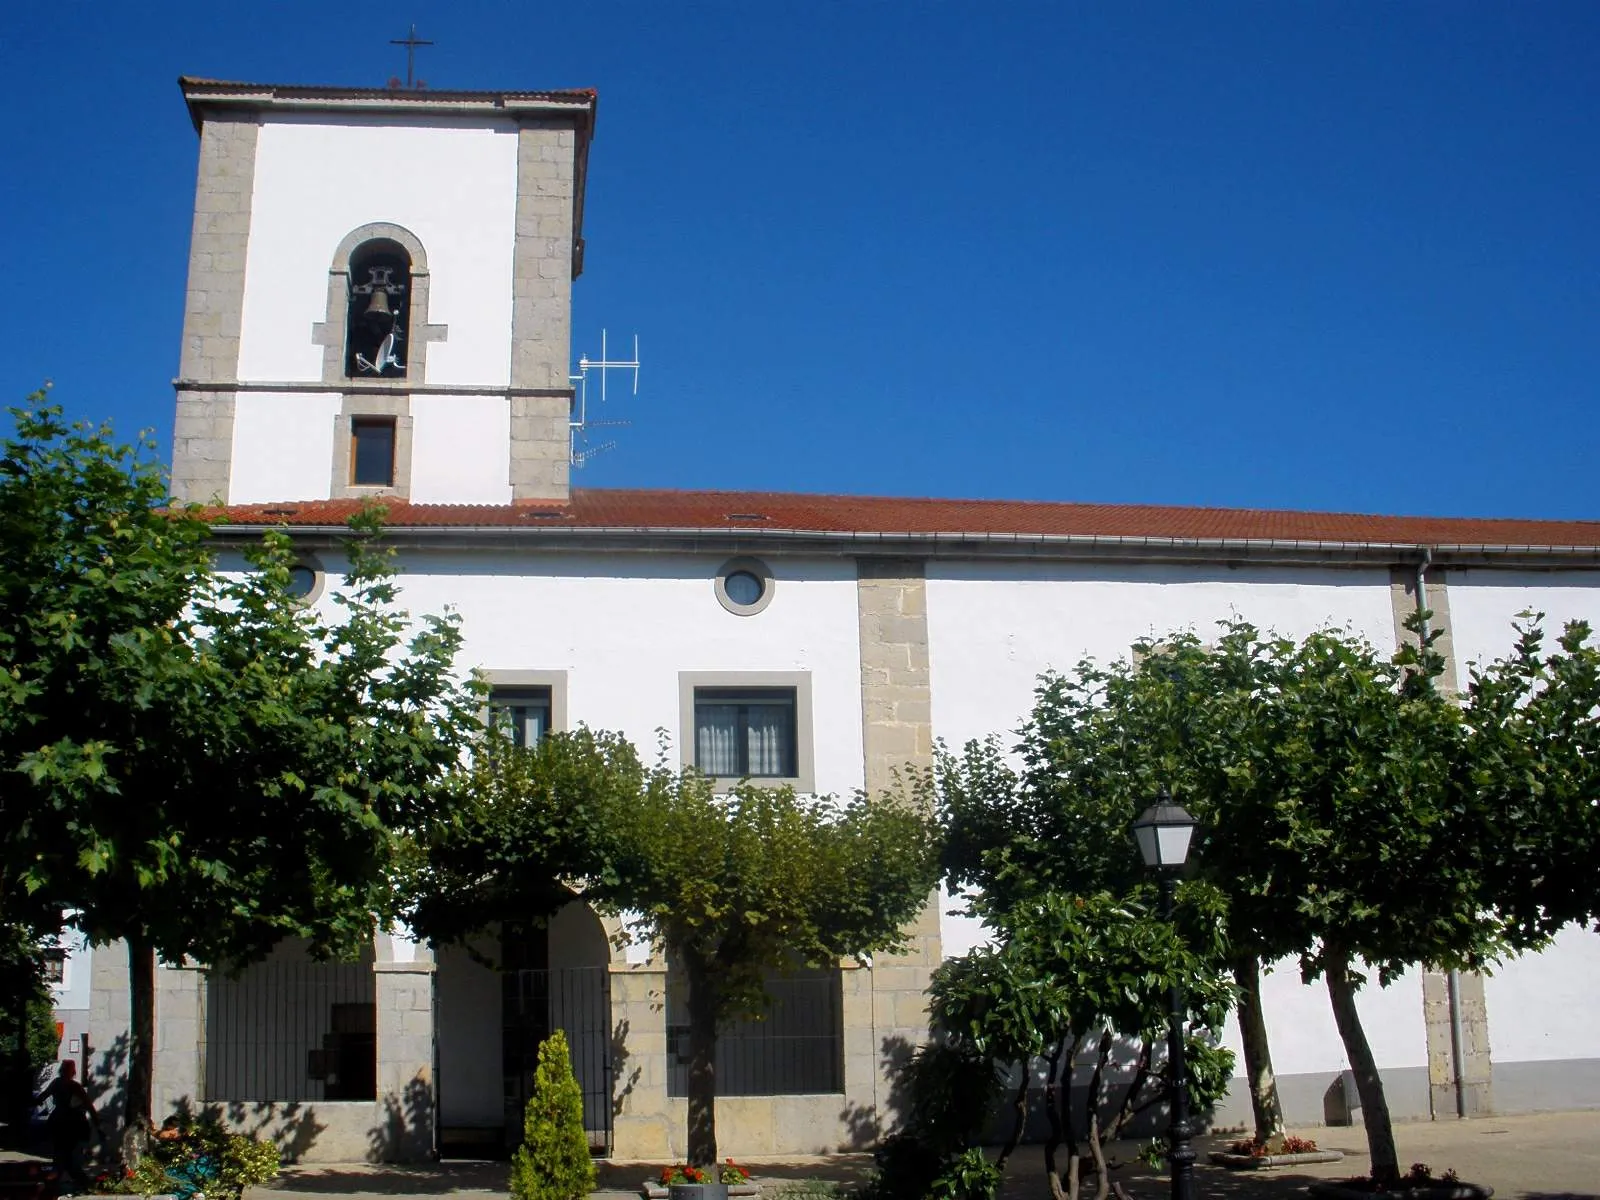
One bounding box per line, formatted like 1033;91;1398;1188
206;489;1600;550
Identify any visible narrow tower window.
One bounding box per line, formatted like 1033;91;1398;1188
350;417;397;487
345;240;411;377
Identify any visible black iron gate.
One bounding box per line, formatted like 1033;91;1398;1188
503;967;612;1154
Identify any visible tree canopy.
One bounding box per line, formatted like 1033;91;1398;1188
1;391;482;1149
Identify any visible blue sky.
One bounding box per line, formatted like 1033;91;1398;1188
3;2;1596;518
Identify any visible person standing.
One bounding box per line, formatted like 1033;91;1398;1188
35;1061;97;1192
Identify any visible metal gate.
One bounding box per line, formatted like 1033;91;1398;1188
503;967;612;1154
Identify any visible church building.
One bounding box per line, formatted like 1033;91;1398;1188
73;75;1600;1162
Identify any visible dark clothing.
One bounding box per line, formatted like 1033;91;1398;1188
37;1075;94;1191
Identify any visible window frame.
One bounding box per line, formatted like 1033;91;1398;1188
348;416;398;488
483;670;569;743
679;671;814;793
714;556;776;617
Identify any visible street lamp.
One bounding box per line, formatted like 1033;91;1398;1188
1131;792;1199;1200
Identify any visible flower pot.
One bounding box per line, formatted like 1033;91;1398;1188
669;1183;730;1200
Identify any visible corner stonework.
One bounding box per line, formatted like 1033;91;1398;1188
1390;565;1492;1118
855;559;941;1139
171;113;259;504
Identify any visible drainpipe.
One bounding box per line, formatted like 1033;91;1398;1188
1414;548;1469;1120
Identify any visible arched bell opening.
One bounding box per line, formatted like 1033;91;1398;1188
344;239;412;378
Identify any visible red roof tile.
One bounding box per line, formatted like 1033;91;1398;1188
204;489;1600;550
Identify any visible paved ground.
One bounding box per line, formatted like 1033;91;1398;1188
245;1110;1600;1200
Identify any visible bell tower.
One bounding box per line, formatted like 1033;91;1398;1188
169;78;597;506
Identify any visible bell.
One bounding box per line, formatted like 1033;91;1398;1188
363;289;393;320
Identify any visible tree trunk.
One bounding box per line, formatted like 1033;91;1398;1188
995;1067;1030;1171
1042;1036;1079;1200
1086;1032;1112;1200
682;946;720;1167
123;937;155;1163
1325;951;1398;1183
1232;955;1286;1148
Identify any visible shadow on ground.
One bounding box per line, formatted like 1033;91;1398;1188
260;1162;508;1194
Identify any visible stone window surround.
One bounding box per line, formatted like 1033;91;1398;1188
481;669;570;735
330;395;413;500
714;556;776;617
678;670;815;794
311;222;448;387
289;551;328;607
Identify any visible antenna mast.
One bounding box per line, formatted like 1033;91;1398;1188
569;330;641;466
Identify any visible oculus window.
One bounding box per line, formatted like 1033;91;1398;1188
714;557;775;616
350;417;397;487
693;687;797;779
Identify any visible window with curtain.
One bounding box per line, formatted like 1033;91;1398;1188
693;687;797;778
489;686;553;747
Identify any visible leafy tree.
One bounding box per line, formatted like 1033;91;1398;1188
1;391;480;1154
403;726;647;952
617;772;940;1166
509;1030;595;1200
940;617;1566;1184
1455;614;1600;941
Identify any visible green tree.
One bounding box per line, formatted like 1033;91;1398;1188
403;726;647;951
940;618;1555;1183
618;772;940;1167
930;891;1235;1200
509;1030;595;1200
0;391;480;1154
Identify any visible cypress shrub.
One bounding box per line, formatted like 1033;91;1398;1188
510;1030;596;1200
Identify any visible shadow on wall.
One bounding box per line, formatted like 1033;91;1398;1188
369;1075;433;1163
839;1034;920;1150
169;1097;326;1164
85;1033;129;1145
611;1016;640;1119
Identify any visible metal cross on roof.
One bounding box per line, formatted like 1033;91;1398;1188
389;23;434;89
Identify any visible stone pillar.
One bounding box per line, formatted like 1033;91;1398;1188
171;113;258;504
87;940;131;1128
856;558;942;1136
608;962;671;1159
1390;564;1493;1117
374;956;436;1161
153;962;205;1119
509;121;579;501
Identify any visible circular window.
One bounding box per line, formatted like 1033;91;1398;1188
714;557;775;616
280;556;326;605
287;566;319;598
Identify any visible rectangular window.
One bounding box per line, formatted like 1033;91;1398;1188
694;687;797;778
350;417;396;487
667;967;843;1097
205;953;375;1102
489;686;553;747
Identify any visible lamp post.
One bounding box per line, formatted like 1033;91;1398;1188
1132;792;1199;1200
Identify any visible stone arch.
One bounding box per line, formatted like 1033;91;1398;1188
311;221;447;385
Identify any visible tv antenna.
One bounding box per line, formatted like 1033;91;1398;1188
569;330;641;467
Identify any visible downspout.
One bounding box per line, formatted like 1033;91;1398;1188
1414;548;1468;1120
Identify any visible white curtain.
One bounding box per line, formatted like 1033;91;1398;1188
696;704;740;775
744;703;788;776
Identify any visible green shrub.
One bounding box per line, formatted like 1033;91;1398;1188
510;1030;595;1200
95;1121;279;1199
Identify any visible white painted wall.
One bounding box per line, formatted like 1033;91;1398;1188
390;551;867;798
925;561;1430;1075
1448;570;1600;1065
50;930;92;1012
927;562;1400;969
1217;961;1428;1076
1447;570;1600;683
1484;927;1600;1063
410;394;512;504
925;561;1398;755
237;114;519;386
229;392;340;504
